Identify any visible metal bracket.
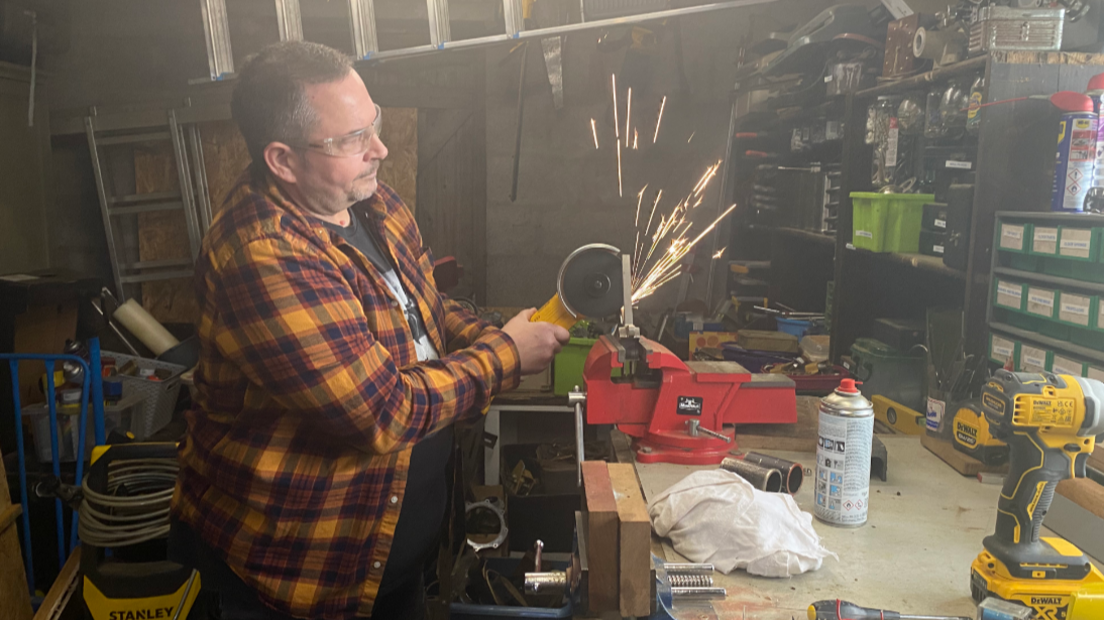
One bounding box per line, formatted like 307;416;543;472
349;0;380;59
504;0;526;37
465;498;508;553
201;0;234;80
274;0;304;41
568;388;587;487
427;0;452;48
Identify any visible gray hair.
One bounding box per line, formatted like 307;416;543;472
231;41;354;176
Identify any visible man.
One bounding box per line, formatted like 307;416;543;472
169;41;569;620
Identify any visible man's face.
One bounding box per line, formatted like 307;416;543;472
291;71;389;219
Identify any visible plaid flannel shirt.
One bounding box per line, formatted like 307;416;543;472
171;171;521;619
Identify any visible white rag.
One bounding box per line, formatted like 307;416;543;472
647;469;837;577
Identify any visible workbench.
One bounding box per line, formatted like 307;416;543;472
632;434;1100;620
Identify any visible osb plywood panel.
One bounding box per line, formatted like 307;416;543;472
379;107;417;215
134;109;417;324
133;142;196;324
201;120;250;214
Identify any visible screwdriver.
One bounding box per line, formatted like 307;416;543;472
807;600;972;620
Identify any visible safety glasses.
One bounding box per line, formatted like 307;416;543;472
299;104;383;157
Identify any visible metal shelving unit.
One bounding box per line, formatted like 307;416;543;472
828;53;1104;362
988;321;1104;367
993;266;1104;296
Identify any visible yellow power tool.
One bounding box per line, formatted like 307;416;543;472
970;369;1104;619
952;400;1009;466
531;244;624;329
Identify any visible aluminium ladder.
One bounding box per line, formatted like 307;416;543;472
84;108;213;300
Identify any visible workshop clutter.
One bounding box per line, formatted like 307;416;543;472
648;469;836;577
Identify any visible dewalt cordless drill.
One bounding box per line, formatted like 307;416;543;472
970;370;1104;620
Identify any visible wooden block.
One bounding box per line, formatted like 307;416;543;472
1057;478;1104;521
1088;447;1103;473
0;450;32;620
921;433;1009;476
31;547;79;620
608;463;652;618
581;461;618;613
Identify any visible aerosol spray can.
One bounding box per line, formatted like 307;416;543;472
1051;93;1096;212
814;379;874;527
1083;73;1104;212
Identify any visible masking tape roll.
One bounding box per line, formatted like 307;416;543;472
113;299;179;356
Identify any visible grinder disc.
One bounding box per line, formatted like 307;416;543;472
557;244;623;319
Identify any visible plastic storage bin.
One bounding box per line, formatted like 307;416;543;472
989;333;1018;366
1025;286;1058;318
553;338;596;396
850;192;934;252
1057;291;1096;328
776;317;814;337
998;222;1030;252
24;392;143;463
450;558;572;618
849;338;926;412
1017;344;1050;373
104;351;186;439
1058;226;1099;261
993;279;1025;311
1030;225;1060;256
1049;354;1088;377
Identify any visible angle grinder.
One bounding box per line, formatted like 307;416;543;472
531;243;624;329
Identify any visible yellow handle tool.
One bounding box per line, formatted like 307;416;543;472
531;294;579;330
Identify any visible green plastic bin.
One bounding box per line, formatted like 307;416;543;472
1029;225;1060;256
1049;353;1088;377
988;332;1019;366
1057;291;1096;329
850;192;934;252
553;338;600;395
1058;226;1100;262
993;278;1026;312
1017;344;1051;373
998;222;1031;253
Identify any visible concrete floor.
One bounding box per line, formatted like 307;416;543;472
634;435;1099;620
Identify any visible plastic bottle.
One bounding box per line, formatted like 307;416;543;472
966;74;985;136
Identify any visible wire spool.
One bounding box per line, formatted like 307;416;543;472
720;458;783;493
741;452;804;494
79;457;178;547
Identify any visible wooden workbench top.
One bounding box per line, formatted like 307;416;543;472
634;436;1004;619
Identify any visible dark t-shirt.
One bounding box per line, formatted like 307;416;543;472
320;213;453;594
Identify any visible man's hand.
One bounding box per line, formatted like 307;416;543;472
501;308;571;375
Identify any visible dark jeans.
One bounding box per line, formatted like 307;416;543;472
168;517;426;620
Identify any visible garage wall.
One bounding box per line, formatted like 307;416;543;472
481;0;856;308
29;0;868;308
